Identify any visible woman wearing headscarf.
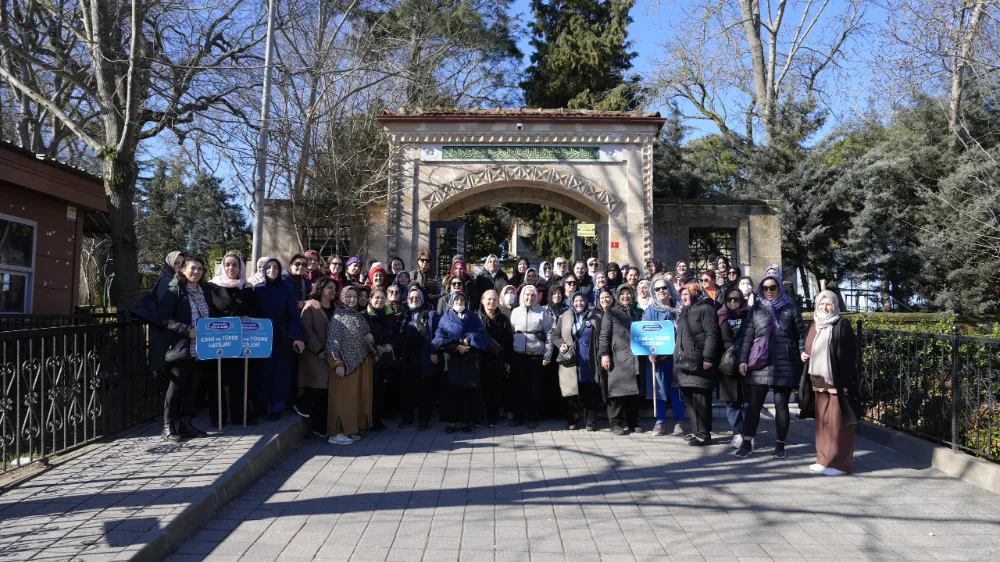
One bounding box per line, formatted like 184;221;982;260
366;288;399;432
590;272;607;306
478;289;512;428
599;284;645;435
253;258;307;420
326;286;375;444
718;286;750;447
738;275;756;307
399;286;440;430
433;291;488;434
550;292;602;430
735;274;807;459
675;260;691;285
389;256;407;277
208;252;259;426
644;278;686;437
543;285;571;417
438;275;465;315
765;263;781;277
296;277;338;436
636;279;652;310
394;271;411;291
673;282;722;446
498;284;518;318
572;261;593;298
473;254;509;310
509;256;530;288
344;256;365;288
157;256;215;441
605;262;623;290
304;250;324;283
150;251;186;375
538;261;553;285
515;268;547;306
509;285;553;429
801;291;860;476
250;256;270;286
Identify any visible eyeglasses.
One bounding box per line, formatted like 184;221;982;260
726;297;742;303
700;278;712;283
762;285;779;292
292;262;307;267
654;286;669;292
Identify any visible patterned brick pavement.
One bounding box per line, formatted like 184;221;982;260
0;415;302;561
167;419;1000;562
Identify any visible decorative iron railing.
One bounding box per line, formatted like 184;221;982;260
1;318;162;474
859;321;1000;462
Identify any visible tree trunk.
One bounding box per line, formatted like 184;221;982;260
948;0;988;148
103;150;141;311
738;0;772;143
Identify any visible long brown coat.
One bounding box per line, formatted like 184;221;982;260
299;299;331;389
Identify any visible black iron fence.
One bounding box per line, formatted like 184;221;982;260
1;318;162;474
859;321;1000;462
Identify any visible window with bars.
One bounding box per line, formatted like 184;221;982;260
0;214;35;314
687;228;736;271
305;226;356;262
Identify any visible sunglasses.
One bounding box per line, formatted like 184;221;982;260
331;262;343;267
762;285;779;292
418;258;430;263
451;282;462;287
565;280;577;285
726;297;742;302
654;286;669;292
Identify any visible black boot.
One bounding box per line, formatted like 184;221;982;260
179;417;208;438
162;419;181;442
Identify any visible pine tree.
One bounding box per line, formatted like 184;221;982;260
520;0;640;110
529;207;576;260
136;161;185;269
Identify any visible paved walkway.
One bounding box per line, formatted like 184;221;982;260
0;414;302;561
168;419;1000;562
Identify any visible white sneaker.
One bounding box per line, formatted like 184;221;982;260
730;435;743;449
328;434;352;445
822;467;847;476
809;463;826;473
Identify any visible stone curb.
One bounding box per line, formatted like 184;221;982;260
855;421;1000;496
131;417;309;562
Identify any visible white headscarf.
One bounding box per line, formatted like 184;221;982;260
212;252;249;289
808;290;842;386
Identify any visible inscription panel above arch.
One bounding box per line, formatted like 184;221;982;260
422;165;621;215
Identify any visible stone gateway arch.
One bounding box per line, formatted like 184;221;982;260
373;108;665;267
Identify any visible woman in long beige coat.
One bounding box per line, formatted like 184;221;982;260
296;277;338;436
549;292;602;430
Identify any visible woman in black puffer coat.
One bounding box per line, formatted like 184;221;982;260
672;283;722;445
735;274;807;459
598;285;644;435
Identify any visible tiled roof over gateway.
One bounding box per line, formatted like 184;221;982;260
381;107;662;119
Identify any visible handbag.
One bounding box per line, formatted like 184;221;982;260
798;362;815;419
746;317;773;371
556;341;576;365
719;345;739;376
486;335;503;356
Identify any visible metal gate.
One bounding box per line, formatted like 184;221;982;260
429;221;467;278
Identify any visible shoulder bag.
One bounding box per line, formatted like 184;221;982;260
746;314;773;371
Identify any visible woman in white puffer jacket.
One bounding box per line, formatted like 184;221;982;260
508;285;553;429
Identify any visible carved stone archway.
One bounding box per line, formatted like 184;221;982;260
373;108;666;266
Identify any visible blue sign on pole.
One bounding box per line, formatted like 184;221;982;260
241;318;274;358
195;317;243;359
630;321;675;355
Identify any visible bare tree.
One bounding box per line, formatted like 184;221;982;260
0;0;266;308
877;0;998;146
651;0;868;144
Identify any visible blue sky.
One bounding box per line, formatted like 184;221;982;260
509;0;886;142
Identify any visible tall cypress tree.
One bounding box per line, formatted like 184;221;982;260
520;0;640;110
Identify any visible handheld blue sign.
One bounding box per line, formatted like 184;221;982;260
241;318;274;358
195;317;243;359
630;321;675;355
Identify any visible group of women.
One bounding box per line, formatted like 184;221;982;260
148;249;860;475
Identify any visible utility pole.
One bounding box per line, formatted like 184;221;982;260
251;0;277;266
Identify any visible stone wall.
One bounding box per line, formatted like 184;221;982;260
652;200;781;282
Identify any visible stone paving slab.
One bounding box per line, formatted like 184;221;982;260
168;419;1000;561
0;414;306;561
